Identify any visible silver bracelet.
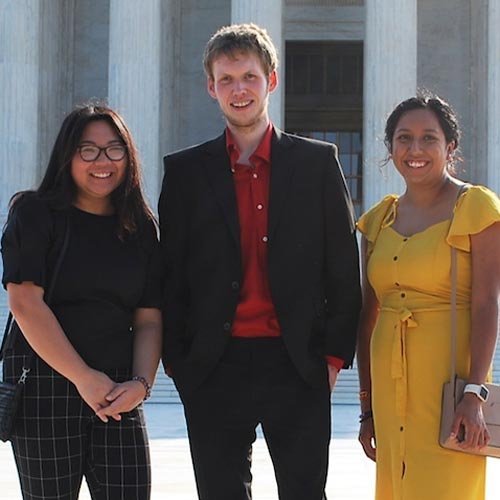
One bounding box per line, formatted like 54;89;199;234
131;375;152;401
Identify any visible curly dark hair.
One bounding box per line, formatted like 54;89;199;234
384;91;462;172
9;103;155;239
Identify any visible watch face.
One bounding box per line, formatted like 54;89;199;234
464;384;489;402
480;386;489;401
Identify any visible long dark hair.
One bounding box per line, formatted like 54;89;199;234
9;103;155;239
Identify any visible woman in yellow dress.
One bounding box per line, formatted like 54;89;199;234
356;93;500;499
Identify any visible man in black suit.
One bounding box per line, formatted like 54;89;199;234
159;23;361;500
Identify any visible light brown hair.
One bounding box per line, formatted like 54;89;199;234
203;23;279;79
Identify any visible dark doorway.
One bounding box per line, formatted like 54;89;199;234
285;41;363;215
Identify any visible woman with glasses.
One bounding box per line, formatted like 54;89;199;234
1;103;162;499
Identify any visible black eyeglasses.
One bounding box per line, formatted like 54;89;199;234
77;144;127;162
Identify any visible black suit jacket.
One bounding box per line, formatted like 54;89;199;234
159;128;361;394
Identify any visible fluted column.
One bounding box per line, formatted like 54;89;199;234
363;0;417;211
160;0;182;156
231;0;284;128
38;0;75;173
108;0;162;211
0;1;40;220
470;0;488;186
0;0;41;327
487;0;500;194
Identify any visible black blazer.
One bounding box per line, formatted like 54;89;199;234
159;128;361;394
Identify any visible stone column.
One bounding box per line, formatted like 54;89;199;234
487;0;500;194
0;0;41;324
108;0;162;211
363;0;417;211
160;0;182;156
470;0;488;187
231;0;284;128
0;1;40;219
38;0;75;173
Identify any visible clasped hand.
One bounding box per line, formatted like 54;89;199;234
75;369;146;423
450;394;490;450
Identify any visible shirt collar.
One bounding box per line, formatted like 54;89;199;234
225;123;273;168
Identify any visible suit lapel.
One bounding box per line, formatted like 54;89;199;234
268;128;296;242
202;128;295;250
203;133;241;250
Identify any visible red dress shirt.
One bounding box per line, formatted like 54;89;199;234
226;125;343;371
226;124;280;338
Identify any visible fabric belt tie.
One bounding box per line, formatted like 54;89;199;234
388;307;417;417
381;304;469;418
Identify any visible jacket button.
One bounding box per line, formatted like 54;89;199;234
223;322;231;331
231;281;239;290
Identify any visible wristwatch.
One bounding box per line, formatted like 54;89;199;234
463;383;489;402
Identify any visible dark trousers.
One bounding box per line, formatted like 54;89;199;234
4;353;151;500
179;338;331;500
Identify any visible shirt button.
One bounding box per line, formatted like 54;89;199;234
257;204;263;210
253;173;258;179
395;282;400;287
403;238;408;242
223;322;231;331
231;168;235;173
262;236;268;243
393;256;398;261
231;281;239;290
401;292;406;298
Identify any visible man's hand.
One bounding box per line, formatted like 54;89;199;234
327;364;339;392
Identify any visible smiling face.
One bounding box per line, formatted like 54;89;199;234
207;50;277;131
71;120;127;214
391;108;456;187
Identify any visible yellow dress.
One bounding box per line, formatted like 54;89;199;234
357;186;500;500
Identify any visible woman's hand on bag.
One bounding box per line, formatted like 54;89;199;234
451;394;490;450
95;381;146;421
359;418;377;461
74;369;117;422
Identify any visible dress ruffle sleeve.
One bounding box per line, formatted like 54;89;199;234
1;196;53;289
357;195;398;254
447;185;500;252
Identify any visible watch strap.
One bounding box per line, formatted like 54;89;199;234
463;383;489;402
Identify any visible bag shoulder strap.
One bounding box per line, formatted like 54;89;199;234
0;212;71;362
0;314;13;360
449;183;470;382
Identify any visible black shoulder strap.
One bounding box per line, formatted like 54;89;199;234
0;212;71;361
0;314;14;359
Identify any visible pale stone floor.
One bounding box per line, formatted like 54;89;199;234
2;405;499;499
